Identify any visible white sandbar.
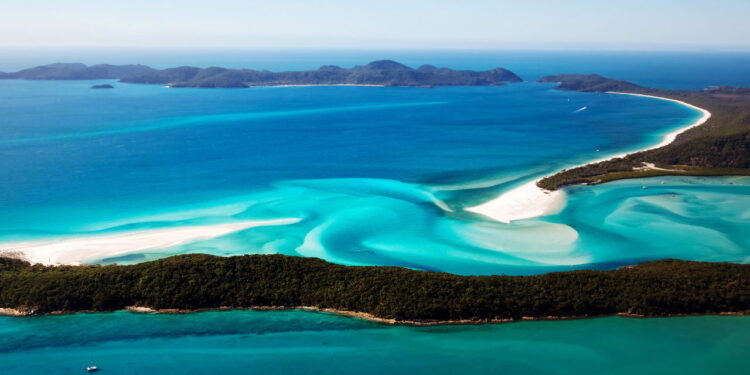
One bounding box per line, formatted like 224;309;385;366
466;92;712;223
0;218;300;266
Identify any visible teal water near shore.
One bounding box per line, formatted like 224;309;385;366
2;310;749;374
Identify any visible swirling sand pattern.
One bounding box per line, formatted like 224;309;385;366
0;80;747;275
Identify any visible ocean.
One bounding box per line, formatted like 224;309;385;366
2;310;749;374
1;49;749;372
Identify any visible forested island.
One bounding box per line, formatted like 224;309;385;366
0;60;523;88
537;75;750;190
1;254;749;323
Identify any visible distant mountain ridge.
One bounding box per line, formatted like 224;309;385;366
0;63;154;80
0;60;523;88
537;74;646;93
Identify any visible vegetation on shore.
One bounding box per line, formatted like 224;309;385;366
1;254;749;323
0;60;522;88
537;75;750;190
539;164;750;190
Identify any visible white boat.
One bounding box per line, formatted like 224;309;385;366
86;365;99;372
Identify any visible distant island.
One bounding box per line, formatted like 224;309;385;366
1;254;748;324
91;84;114;89
536;74;750;190
0;60;523;88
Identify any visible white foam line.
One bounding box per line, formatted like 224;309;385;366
607;92;712;152
0;218;300;266
466;92;712;223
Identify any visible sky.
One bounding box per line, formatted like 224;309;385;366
1;0;749;51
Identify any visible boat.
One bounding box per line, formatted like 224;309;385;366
86;365;99;372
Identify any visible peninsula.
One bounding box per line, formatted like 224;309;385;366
0;60;523;88
469;75;750;223
535;75;750;190
1;254;748;324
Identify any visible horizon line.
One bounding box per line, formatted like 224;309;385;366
2;46;750;53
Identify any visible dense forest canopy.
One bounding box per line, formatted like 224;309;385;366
1;254;749;322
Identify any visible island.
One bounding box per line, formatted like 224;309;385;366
0;60;523;88
535;74;750;190
1;254;748;323
91;84;114;89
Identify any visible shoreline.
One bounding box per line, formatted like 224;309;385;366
605;92;712;154
2;254;747;327
0;218;300;266
465;92;713;223
1;305;747;326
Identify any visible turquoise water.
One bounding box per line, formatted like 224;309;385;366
547;176;750;265
1;74;749;274
3;78;740;274
2;52;750;372
2;310;749;374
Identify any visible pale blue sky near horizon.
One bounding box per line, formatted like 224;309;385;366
0;0;748;51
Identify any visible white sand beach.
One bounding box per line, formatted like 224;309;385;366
0;218;300;266
465;180;566;224
466;92;712;223
608;92;712;151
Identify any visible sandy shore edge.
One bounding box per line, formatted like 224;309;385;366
465;92;712;223
1;305;746;326
0;218;300;266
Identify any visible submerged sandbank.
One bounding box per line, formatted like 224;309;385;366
466;92;712;223
0;218;300;266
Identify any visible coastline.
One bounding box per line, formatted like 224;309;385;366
606;92;712;153
1;305;747;327
465;92;712;223
2;254;748;326
0;218;300;266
